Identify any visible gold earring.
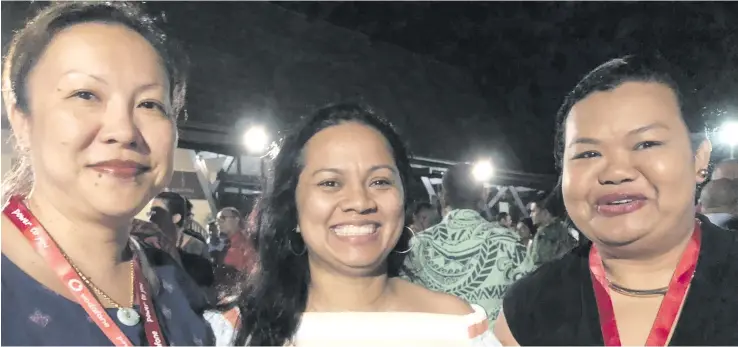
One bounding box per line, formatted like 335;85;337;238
698;169;708;179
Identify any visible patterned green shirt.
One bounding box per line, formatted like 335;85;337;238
403;209;534;325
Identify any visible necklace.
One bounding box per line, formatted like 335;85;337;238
62;251;141;326
607;280;668;297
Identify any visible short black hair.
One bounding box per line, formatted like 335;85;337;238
553;54;703;171
155;191;192;227
442;163;483;210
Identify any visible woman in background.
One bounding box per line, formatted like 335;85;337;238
208;103;500;346
495;55;738;345
1;2;214;345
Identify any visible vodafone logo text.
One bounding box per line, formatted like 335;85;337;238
68;279;85;292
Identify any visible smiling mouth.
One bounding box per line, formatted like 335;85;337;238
331;224;379;236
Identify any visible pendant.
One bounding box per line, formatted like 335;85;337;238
117;307;141;327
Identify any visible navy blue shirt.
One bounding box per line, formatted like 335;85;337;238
1;248;215;346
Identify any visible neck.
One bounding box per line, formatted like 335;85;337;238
598;223;695;290
307;264;392;312
25;190;132;272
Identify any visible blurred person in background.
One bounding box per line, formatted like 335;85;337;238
527;196;578;267
699;178;738;230
407;201;438;233
497;212;513;228
711;158;738;180
150;192;214;289
207;220;229;262
515;217;534;247
0;2;214;345
495;55;738;345
404;163;533;326
207;103;500;346
151;192;210;260
217;207;258;276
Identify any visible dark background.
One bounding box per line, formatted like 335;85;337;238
3;1;737;175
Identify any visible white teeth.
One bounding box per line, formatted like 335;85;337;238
333;225;377;236
609;199;633;205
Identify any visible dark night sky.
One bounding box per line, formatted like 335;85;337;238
3;2;738;175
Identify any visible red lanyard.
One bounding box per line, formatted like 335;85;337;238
3;196;167;346
589;221;701;346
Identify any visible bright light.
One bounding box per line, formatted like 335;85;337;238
243;126;269;154
718;121;738;147
472;160;494;182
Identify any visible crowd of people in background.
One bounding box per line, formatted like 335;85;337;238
2;2;737;346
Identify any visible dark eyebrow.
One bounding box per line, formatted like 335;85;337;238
568;123;669;148
627;122;669;136
311;165;397;177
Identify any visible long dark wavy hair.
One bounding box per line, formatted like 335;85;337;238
234;103;414;346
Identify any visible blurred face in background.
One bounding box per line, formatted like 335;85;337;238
413;207;438;231
216;209;242;235
529;202;551;226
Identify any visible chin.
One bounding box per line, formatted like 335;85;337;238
84;191;151;219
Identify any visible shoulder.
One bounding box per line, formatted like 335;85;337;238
392;278;474;315
502;244;588;335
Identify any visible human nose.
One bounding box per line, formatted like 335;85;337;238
339;183;378;214
597;152;637;185
98;99;145;150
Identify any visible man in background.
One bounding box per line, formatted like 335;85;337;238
527;197;578;266
497;212;513;228
699;178;738;230
404;163;533;325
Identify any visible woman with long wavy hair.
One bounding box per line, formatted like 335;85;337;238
207;103;500;346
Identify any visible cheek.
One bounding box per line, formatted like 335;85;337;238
561;163;594;220
32;112;95;176
377;191;405;226
141;120;176;163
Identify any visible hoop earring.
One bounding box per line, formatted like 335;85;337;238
393;226;416;254
288;235;307;256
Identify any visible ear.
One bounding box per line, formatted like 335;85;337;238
5;99;32;151
172;213;182;225
694;139;712;184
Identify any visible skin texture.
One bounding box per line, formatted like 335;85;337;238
2;22;176;307
295;122;405;276
562;82;709;256
10;23;176;221
494;81;711;345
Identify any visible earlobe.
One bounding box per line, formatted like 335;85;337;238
694;139;712;183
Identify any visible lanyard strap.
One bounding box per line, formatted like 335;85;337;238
3;196;167;346
589;221;701;346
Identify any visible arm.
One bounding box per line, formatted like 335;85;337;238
493;310;521;346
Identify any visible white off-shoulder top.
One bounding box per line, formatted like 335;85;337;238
204;303;502;347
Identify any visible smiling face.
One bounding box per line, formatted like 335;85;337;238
295;122;405;276
561;81;710;253
7;22;176;220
